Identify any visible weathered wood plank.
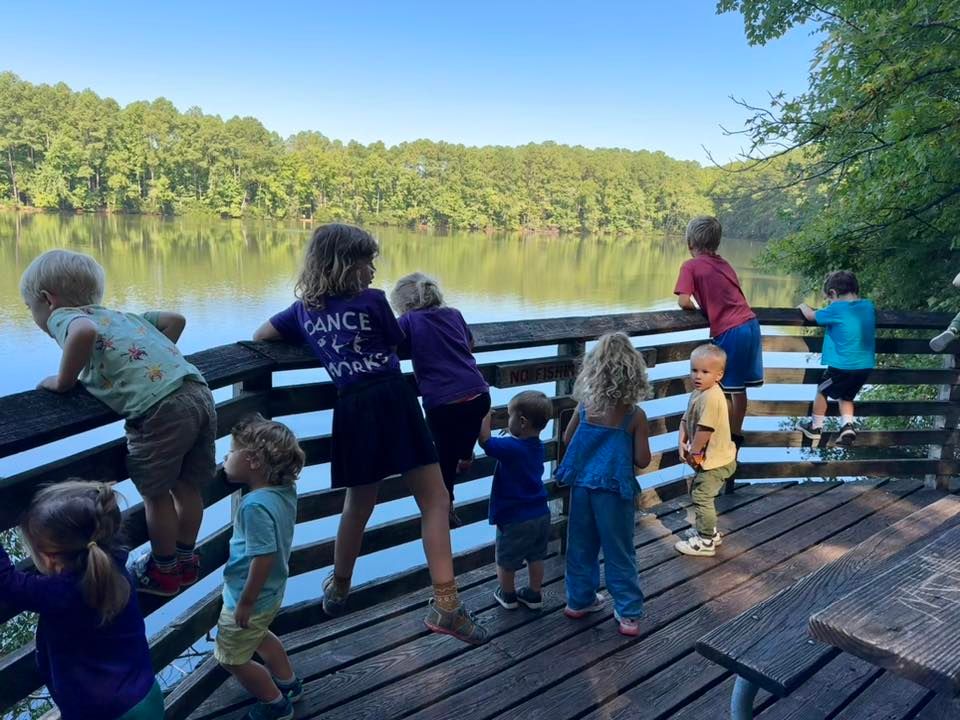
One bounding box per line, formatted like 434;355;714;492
167;540;522;720
742;429;950;448
0;390;267;534
576;492;938;720
292;483;892;720
747;399;953;417
401;482;924;720
751;653;879;720
830;671;932;720
809;523;960;696
914;692;960;719
736;459;941;480
0;343;274;458
695;495;960;696
187;485;789;720
487;347;657;389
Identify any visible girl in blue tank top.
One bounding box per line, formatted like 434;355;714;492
556;332;651;636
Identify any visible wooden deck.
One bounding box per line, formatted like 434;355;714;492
183;478;953;720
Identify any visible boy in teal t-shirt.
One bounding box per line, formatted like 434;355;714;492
796;270;876;445
216;415;306;720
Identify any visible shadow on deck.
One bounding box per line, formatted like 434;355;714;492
185;478;950;720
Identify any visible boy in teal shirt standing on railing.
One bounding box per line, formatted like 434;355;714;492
796;271;876;446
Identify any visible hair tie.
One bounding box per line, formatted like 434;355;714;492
87;541;97;550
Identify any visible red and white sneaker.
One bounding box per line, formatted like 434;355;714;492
179;553;201;588
614;610;642;636
130;554;180;597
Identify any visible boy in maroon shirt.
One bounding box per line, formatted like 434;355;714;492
674;216;763;451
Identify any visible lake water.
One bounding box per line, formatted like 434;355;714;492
0;213;808;648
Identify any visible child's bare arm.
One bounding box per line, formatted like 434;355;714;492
253;320;284;342
478;411;493;446
689;426;713;467
677;293;697;312
678;416;688;461
234;553;276;628
39;318;97;393
797;303;817;322
632;408;651;469
562;404;582;446
150;312;186;343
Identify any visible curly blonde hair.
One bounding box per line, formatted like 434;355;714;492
231;414;305;486
573;332;650;412
296;224;379;309
389;272;445;314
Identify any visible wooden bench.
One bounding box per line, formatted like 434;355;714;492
695;494;960;719
809;522;960;697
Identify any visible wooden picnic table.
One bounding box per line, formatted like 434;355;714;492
695;494;960;719
809;522;960;697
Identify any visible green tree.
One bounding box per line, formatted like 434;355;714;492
718;0;960;309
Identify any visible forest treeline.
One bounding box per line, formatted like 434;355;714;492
0;72;805;238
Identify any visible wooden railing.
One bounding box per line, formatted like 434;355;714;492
0;307;956;718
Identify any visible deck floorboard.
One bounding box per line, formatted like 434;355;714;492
182;480;949;720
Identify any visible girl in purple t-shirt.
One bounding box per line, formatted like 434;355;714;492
390;272;491;528
253;224;486;645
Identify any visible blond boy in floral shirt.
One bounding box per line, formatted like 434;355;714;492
20;249;216;597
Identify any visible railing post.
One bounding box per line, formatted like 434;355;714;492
929;351;960;491
555;341;584;555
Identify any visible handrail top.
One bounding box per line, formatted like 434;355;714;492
0;307;951;459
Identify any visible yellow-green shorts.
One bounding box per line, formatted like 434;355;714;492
213;602;281;666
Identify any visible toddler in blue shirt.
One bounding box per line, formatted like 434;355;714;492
797;271;876;445
479;390;553;611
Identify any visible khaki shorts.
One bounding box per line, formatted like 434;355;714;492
125;380;217;498
214;602;281;666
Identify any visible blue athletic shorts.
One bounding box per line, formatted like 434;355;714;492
712;318;764;393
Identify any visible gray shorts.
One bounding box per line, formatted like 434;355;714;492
125;380;217;498
496;513;551;572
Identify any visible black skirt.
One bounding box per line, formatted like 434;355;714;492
331;373;438;488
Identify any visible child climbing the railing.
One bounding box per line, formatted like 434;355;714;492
19;250;216;598
390;272;491;528
675;344;738;557
674;216;763;455
556;332;651;636
929;271;960;352
796;270;876;446
215;415;305;720
0;480;162;719
254;223;487;645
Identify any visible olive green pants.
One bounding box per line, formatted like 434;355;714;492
691;461;737;536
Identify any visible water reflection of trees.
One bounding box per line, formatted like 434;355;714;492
1;214;801;313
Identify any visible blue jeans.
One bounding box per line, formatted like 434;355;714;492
565;485;645;619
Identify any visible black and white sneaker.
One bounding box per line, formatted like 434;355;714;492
683;527;722;546
516;587;543;610
838;423;857;445
675;533;716;557
493;586;518;610
796;420;822;440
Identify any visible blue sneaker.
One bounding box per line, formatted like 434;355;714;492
275;676;303;702
242;696;294;720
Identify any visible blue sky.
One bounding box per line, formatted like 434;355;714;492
1;1;819;164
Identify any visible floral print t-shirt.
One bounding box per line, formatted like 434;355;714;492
47;306;205;418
